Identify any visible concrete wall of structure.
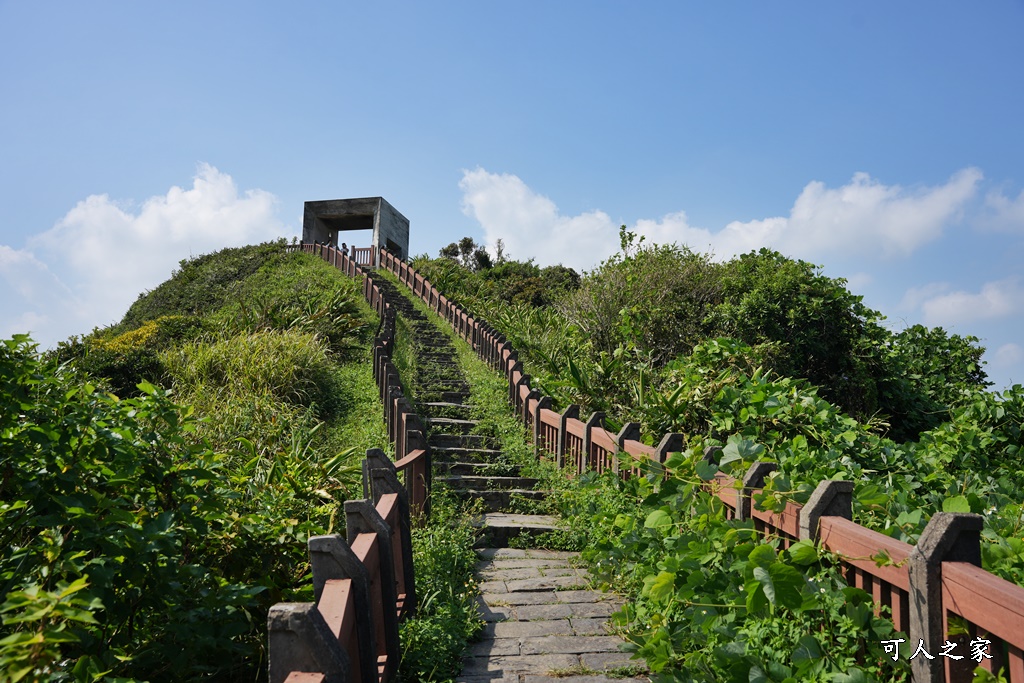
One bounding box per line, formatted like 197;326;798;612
374;199;410;263
302;197;409;265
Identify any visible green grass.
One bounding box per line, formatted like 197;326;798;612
397;489;483;682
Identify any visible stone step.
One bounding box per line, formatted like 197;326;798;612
434;461;521;477
424;417;478;434
418;402;474;420
430;446;505;461
429;433;495;449
418;378;469;388
455;489;547;513
416;357;460;365
417;380;465;390
436;475;540;491
472;513;565;549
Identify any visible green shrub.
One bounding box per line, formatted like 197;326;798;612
0;335;261;681
47;315;210;398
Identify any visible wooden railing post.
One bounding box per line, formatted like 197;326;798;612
533;396;553;459
367;466;417;612
307;536;377;683
523;387;539;424
614;423;641;475
654;433;685;464
737;462;777;521
404;432;432;520
507;359;522;404
345;500;400;673
557;405;581;469
582;412;604;474
362;448;395;499
267;603;350;683
908;513;984;683
798;480;853;542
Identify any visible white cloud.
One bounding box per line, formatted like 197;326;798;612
459;168;619;270
915;278;1024;326
458;167;982;271
900;282;954;312
991;343;1024;370
1;164;287;348
779;168;981;258
981;188;1024;232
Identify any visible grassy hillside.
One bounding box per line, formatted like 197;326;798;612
1;241;388;681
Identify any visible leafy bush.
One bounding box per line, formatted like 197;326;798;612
428;230;990;441
557;454;907;682
707;248;890;420
0;335;260;681
47;316;210;398
560;229;722;365
7;242;390;681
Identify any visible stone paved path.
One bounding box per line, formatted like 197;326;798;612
457;548;648;683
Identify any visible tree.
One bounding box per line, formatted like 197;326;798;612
708;248;889;419
439;237;493;272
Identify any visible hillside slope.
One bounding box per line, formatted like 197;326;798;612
2;241;388;681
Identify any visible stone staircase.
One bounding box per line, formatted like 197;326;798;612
369;275;561;547
372;272;646;681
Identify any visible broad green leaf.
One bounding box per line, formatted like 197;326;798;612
747;544;777;569
644;508;673;529
720;438;764;466
787;540;819;566
748;665;768;683
745;578;767;613
646;571;676;602
792;634;822;665
895;509;923;527
855;484;889;508
754;563;804;610
943;495;971;513
830;667;870;683
695;460;719;482
767;662;793;680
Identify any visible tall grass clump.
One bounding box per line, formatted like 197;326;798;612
163;329;343;415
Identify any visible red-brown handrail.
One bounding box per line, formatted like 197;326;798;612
268;447;416;683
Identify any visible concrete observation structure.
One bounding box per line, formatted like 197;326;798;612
302;197;409;267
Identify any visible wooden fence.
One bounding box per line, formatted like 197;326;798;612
268;244;432;683
376;245;1024;683
267;450;415;683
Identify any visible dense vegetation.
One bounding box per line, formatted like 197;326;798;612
1;242;388;681
412;231;1023;682
414;228;988;443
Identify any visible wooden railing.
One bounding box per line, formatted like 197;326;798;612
291;242;376;267
376;246;1024;683
270;243;431;683
267;450;415;683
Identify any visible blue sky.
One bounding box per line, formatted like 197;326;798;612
2;2;1023;389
